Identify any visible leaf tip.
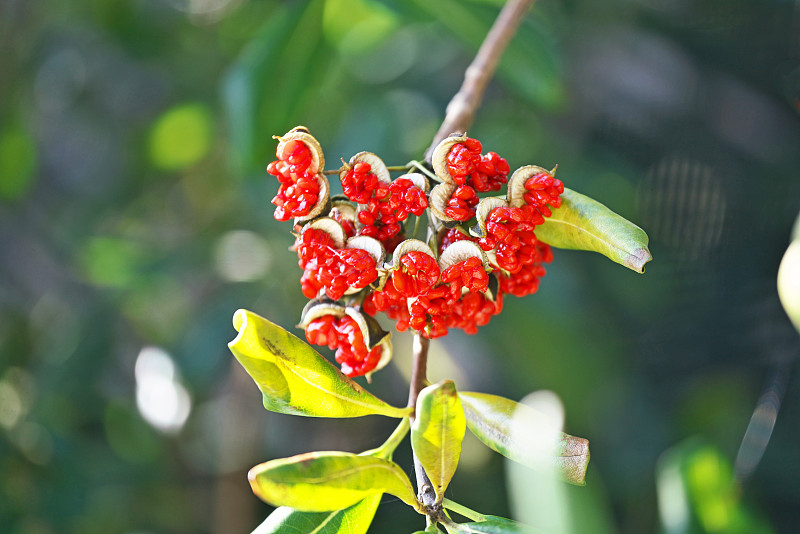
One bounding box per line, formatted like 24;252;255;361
626;247;653;273
230;308;250;347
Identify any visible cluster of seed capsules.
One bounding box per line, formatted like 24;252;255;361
266;127;564;379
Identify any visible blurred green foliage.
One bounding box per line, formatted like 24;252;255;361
1;0;799;533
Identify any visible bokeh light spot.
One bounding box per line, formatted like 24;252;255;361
135;347;191;433
148;103;213;171
214;230;272;282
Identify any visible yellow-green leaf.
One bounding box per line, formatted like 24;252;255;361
411;380;466;504
248;451;419;512
536;188;652;273
252;494;381;534
460;392;589;485
228;309;410;418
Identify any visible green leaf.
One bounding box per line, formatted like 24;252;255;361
248;451;420;512
657;439;775;534
411;380;466;504
222;0;329;172
228;309;410;418
252;494;381;534
445;516;542;534
535;188;652;273
460;392;589;485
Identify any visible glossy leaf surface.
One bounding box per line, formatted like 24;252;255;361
249;451;419;512
536;188;652;273
411;380;466;503
460;392;589;485
228;309;409;418
252;494;381;534
445;516;542;534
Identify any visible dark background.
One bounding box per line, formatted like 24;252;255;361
1;0;799;533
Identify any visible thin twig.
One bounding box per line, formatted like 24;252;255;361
410;0;534;517
408;334;437;508
424;0;536;163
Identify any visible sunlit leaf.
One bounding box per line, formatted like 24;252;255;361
656;439;775;534
411;380;466;504
248;451;419;512
252;494;381;534
535;188;652;273
444;516;542;534
228;309;410;418
460;392;589;485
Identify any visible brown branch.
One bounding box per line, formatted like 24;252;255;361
408;334;436;508
410;0;535;517
425;0;537;163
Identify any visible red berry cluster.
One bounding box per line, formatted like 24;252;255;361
265;128;564;377
441;138;510;222
524;171;564;218
266;139;322;221
357;177;428;244
296;229;379;301
304;314;383;378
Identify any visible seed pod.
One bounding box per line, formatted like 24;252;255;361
390;239;437;270
346;235;386;265
341;151;391;185
439;240;491;273
294;173;331;224
275;126;325;174
301;217;347;249
428;182;458;223
297;299;347;329
431;133;470;184
343;308;393;382
397;172;430;194
506;165;553;208
330;196;357;221
471;197;508;239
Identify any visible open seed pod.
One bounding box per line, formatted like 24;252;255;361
294;173;331;224
396;172;430;194
438;240;491;273
340;151;391;185
390;239;437;270
470;197;508;239
346;235;386;265
329;196;358;237
431;133;469;184
297;298;347;329
506;165;553;208
343;307;393;382
330;196;357;221
484;272;501;302
275;126;325;174
301;216;347;249
343;235;386;295
428;182;458;224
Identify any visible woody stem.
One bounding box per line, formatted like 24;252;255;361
409;0;535;516
424;0;536;163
